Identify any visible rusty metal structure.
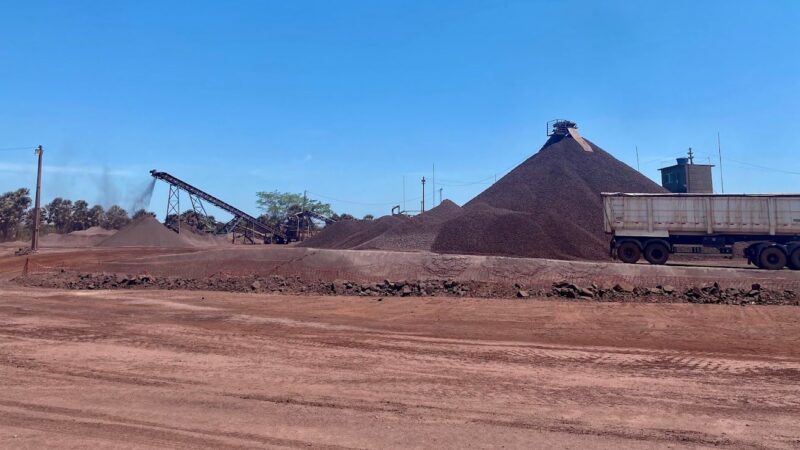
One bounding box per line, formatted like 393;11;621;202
150;170;287;244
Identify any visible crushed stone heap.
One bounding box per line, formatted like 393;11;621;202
298;200;462;252
98;216;194;248
431;132;666;260
301;125;665;260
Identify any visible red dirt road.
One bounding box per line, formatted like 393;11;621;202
1;285;799;448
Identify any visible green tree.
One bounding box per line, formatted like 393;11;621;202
256;191;333;223
23;207;46;237
164;210;215;232
0;188;32;241
45;197;73;233
363;214;374;220
131;209;156;221
103;205;130;230
88;205;105;227
70;200;91;232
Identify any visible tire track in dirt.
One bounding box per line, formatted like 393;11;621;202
3;286;800;448
0;400;355;450
294;333;800;382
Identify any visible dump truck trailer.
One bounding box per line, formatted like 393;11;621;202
602;193;800;270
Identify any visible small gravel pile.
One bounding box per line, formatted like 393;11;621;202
299;215;405;250
98;216;194;248
355;200;462;251
39;226;116;248
299;199;462;252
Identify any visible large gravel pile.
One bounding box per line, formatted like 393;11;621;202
98;216;194;248
302;129;664;260
431;133;666;260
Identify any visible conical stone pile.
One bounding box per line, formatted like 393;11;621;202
431;132;666;259
302;126;666;260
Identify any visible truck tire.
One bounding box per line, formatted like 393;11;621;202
758;246;787;270
789;248;800;270
644;242;670;265
617;242;641;264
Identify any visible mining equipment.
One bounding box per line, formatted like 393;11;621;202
284;209;336;242
149;170;287;244
547;119;593;152
603;192;800;270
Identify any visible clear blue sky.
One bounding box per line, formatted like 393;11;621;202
1;0;798;220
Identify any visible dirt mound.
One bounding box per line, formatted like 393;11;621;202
354;200;462;251
39;227;117;248
98;216;194;248
432;133;666;259
69;226;115;237
300;215;405;250
299;200;462;252
175;221;235;248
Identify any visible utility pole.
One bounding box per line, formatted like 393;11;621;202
717;132;724;193
635;145;640;172
402;176;406;213
686;148;694;193
421;176;426;213
31;145;43;252
432;164;435;210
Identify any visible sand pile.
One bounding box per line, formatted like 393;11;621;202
98;216;194;248
299;200;462;252
431;133;666;259
40;226;116;248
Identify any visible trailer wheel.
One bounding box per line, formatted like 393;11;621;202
617;242;641;264
788;248;800;270
644;242;670;265
758;246;787;270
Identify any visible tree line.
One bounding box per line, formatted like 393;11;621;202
255;191;373;231
0;187;151;242
1;187;378;243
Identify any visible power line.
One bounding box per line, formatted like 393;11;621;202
436;174;496;187
306;190;422;207
725;158;800;176
0;146;37;152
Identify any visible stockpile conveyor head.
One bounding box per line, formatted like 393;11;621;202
546;119;593;152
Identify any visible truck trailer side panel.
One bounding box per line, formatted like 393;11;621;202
602;193;800;269
604;194;800;237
